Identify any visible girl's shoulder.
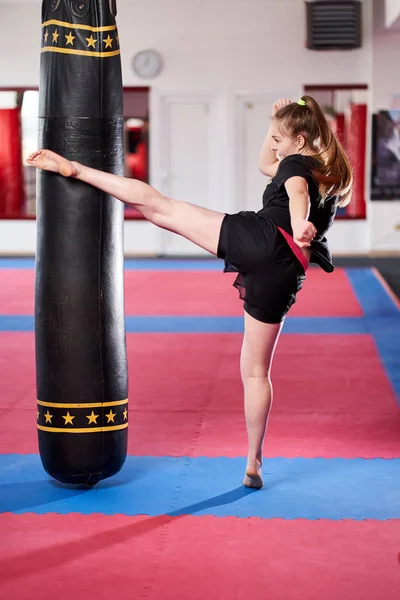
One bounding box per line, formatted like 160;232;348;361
274;154;317;186
277;154;318;173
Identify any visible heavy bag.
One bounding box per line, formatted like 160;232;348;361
36;0;128;485
346;103;367;219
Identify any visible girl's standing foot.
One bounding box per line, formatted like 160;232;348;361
243;459;263;489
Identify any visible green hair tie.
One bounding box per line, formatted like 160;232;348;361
297;98;307;106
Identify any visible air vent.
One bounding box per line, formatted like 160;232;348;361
306;1;362;50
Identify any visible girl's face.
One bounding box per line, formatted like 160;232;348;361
270;122;304;160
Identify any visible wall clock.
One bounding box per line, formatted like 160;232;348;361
132;50;163;80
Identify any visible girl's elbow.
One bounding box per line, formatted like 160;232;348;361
259;164;274;177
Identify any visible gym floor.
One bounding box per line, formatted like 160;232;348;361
0;257;399;599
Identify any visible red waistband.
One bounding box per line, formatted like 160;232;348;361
277;227;309;272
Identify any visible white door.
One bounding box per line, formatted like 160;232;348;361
235;93;297;212
160;95;220;256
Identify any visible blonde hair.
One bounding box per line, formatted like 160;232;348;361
274;95;353;207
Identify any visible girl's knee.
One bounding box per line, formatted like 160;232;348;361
241;367;271;381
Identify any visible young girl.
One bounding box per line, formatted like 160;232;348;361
28;95;353;490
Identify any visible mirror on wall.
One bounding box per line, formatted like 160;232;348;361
0;89;38;218
122;88;149;220
371;109;400;200
304;84;368;219
0;87;149;219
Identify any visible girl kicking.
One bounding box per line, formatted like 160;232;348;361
28;95;353;489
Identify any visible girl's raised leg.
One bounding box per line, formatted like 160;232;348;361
27;150;225;256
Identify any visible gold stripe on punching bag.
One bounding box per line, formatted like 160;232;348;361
43;19;117;31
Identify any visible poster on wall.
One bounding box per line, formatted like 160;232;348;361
371;110;400;200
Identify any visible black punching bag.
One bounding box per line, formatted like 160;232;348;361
35;0;128;485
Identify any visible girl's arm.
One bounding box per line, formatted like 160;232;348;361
258;98;291;177
258;126;280;177
285;176;317;247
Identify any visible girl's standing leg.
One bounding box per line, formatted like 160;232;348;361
27;150;225;256
240;311;283;488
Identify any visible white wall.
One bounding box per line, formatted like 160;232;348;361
385;0;400;27
374;0;400;110
0;0;398;256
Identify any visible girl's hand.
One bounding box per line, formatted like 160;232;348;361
291;218;317;248
271;98;292;117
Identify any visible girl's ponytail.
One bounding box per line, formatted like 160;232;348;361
301;95;353;207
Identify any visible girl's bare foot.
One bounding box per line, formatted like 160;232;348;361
243;461;263;489
27;150;80;178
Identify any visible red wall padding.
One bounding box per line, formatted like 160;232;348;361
333;113;346;148
0;108;25;217
345;104;367;219
126;142;148;182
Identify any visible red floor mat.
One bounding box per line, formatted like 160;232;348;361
194;411;400;459
1;333;398;458
0;267;363;316
0;514;398;600
0;270;35;315
124;268;363;316
2;333;396;414
2;405;399;459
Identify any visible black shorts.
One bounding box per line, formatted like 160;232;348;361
217;211;306;324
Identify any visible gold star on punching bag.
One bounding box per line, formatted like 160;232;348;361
65;31;75;46
103;34;113;48
44;410;53;424
62;411;75;425
52;29;59;43
86;411;99;425
44;30;49;43
105;410;116;423
123;408;128;421
85;34;97;48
